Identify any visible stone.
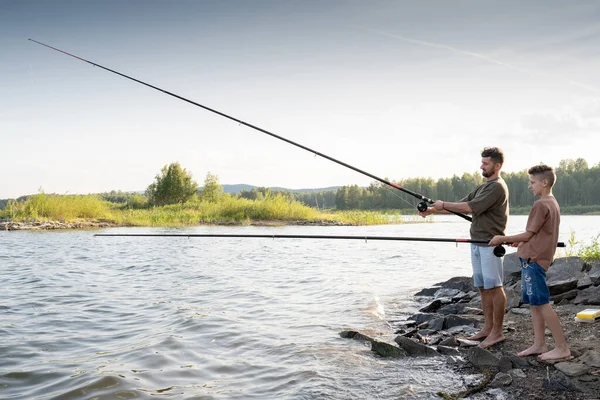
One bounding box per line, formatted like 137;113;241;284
437;345;461;356
439;336;459;347
573;286;600;305
546;257;585;295
438;303;466;315
554;362;591;377
550;289;579;303
580;350;600;368
509;369;526;379
339;330;374;342
458;338;481;347
394;336;440;357
419;299;443;313
490;372;513;387
414;287;440;297
435;288;461;299
434;276;475;293
510;308;531;315
444;315;479;330
468;346;500;367
503;252;522;285
371;340;407;358
508;355;530;368
427;317;445;332
408;313;439;325
542;371;573;391
498;356;513;372
452;291;470;302
505;282;522;310
588;260;600;284
447;325;479;335
416;329;436;338
577;274;593;290
548;279;579;296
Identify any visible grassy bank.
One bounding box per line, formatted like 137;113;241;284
0;193;408;226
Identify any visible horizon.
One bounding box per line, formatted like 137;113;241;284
3;1;600;198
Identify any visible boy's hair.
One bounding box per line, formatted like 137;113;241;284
528;164;556;188
481;147;504;165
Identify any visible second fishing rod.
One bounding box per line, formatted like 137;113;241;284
29;39;471;222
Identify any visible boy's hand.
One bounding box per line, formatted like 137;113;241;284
489;235;505;246
510;242;520;247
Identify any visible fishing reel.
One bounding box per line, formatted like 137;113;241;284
493;245;506;257
417;201;429;213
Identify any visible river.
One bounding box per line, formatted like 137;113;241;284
1;215;599;399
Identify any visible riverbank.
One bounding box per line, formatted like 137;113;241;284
341;254;600;399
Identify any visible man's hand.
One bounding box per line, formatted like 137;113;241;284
489;235;505;246
432;200;445;211
418;207;435;218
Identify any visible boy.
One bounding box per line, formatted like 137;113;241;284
489;164;570;361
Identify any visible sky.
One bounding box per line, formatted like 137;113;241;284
2;0;600;199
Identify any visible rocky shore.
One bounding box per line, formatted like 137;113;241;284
341;254;600;399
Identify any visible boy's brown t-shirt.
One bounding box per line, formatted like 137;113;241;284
517;196;560;269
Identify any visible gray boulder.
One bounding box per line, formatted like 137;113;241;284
588;260;600;284
468;346;500;367
394;335;440;357
573;286;600;305
371;340;406;358
546;257;585;295
434;276;475;293
503;252;522;285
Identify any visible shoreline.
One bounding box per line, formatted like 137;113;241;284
342;254;600;399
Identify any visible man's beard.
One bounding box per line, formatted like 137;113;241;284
482;169;493;178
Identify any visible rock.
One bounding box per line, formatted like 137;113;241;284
550;289;579;303
508;355;530;368
444;315;479;330
554;361;591;377
458;338;482;347
427;317;445;332
419;299;443;313
414;287;440;297
468;346;500;367
546;257;585;295
577;375;598;383
339;330;374;342
510;308;531;315
577;274;593;290
371;340;406;358
452;291;470;302
447;325;479;335
509;369;526;379
498;356;513;372
437;345;461;356
439;336;459;347
394;336;440;357
503;252;522;285
434;276;475;293
490;372;513;387
435;288;461;299
505;282;522;310
588;260;600;284
573;285;600;305
580;350;600;368
464;307;484;315
542;370;574;391
408;313;439;325
438;303;467;315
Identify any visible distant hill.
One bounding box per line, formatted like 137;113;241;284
217;184;341;194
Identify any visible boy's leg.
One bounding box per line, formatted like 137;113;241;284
517;305;547;356
538;304;570;360
478;246;506;348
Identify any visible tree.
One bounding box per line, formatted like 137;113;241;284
200;172;224;202
146;162;198;205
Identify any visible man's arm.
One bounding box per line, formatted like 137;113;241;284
433;200;472;214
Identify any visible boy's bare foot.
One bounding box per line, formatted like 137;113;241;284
478;333;504;349
468;330;490;341
517;345;548;357
539;348;571;361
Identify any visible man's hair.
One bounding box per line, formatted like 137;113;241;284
481;147;504;165
528;164;556;188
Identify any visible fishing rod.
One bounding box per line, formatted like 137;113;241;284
94;233;566;258
29;38;471;222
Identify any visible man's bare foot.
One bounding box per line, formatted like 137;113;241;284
517;344;548;357
539;347;571;361
478;333;504;349
468;330;490;341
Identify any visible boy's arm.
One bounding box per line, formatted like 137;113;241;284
489;231;534;246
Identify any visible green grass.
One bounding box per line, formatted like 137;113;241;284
0;193;409;226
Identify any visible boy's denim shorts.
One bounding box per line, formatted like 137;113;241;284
520;258;550;306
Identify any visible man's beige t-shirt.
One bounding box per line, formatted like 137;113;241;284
461;177;509;242
517;196;560;270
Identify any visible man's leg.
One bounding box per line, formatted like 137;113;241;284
470;287;493;340
479;286;506;348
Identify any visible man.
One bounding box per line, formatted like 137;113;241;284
419;147;509;348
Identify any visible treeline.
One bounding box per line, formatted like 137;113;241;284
332;158;600;211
